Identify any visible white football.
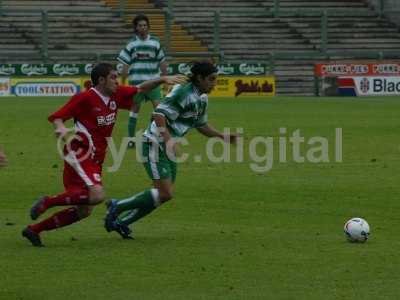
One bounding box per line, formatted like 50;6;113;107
344;217;370;243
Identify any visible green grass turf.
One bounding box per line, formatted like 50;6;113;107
0;96;399;299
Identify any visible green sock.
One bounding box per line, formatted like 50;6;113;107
128;116;137;138
118;207;155;226
116;189;159;225
116;189;153;212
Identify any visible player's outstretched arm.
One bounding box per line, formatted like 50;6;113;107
137;75;187;94
197;124;239;144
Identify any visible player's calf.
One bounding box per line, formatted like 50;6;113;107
30;196;48;220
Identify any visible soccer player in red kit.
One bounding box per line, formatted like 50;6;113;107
22;63;186;247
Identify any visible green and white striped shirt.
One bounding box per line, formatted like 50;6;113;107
117;34;166;85
144;82;208;143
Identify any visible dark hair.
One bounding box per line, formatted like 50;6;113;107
133;14;150;31
91;63;114;86
189;61;218;82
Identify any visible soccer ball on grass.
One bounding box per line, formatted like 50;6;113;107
344;217;370;243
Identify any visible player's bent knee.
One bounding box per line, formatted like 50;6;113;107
89;185;106;205
90;193;105;204
154;180;174;203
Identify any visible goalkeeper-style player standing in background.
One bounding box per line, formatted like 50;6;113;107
118;14;168;148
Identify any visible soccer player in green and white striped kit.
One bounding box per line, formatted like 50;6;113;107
118;14;168;148
104;61;239;239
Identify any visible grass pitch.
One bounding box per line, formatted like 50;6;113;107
0;96;399;299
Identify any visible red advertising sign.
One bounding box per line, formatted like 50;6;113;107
315;62;400;77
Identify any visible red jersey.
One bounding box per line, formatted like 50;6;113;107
48;86;138;163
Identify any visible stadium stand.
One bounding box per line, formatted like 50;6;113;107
156;0;400;95
1;0;400;95
163;0;400;54
0;0;129;62
0;0;206;64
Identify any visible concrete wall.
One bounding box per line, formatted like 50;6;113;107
368;0;400;25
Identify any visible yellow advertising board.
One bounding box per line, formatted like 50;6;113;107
210;76;275;97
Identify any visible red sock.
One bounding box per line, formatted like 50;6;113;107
29;207;83;234
44;189;90;209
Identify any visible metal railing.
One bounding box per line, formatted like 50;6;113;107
1;2;399;65
0;8;219;63
157;0;389;18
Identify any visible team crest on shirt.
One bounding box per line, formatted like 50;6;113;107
109;101;117;110
93;173;101;182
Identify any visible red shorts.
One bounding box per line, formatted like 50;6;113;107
63;152;103;190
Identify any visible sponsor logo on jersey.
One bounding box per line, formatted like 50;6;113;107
97;112;116;126
136;52;151;59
